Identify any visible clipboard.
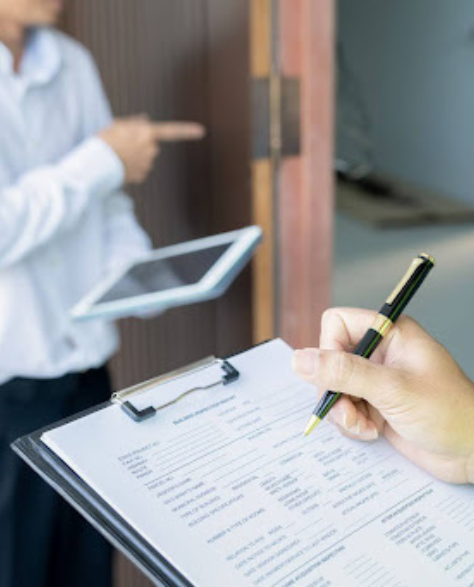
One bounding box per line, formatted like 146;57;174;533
12;350;246;587
11;339;474;587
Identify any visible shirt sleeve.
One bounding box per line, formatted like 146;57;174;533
0;41;152;271
78;48;153;271
0;136;124;270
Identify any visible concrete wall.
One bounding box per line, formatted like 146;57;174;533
337;0;474;203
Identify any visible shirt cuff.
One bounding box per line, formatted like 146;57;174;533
58;137;125;197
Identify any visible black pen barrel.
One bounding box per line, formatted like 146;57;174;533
305;253;435;434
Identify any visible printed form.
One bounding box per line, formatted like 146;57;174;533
43;340;474;587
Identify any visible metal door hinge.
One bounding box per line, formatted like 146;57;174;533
252;76;301;160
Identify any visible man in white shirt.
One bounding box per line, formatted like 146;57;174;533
0;1;204;586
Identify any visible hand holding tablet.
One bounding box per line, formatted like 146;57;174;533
71;226;262;322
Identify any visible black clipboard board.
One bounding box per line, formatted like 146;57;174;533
12;405;191;587
11;351;247;587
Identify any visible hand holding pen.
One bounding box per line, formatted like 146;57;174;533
303;253;435;435
292;257;474;484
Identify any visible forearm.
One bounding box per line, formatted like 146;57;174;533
0;137;123;269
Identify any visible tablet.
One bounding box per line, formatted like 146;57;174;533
71;226;262;322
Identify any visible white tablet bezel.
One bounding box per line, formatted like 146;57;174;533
71;226;262;322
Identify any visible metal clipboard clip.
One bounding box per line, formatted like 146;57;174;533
111;356;240;423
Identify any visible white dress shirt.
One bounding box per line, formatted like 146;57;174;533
0;28;152;384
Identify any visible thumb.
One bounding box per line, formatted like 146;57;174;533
293;348;408;412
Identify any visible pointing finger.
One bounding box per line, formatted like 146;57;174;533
150;122;206;142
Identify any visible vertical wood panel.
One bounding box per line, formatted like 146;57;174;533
250;0;276;343
207;0;252;356
65;0;219;394
250;0;335;347
278;0;335;348
252;160;275;342
250;0;271;77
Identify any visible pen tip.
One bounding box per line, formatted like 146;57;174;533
303;415;322;437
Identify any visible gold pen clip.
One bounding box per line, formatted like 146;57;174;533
386;253;435;305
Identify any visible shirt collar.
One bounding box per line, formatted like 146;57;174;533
0;27;62;85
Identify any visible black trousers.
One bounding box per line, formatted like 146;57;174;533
0;367;113;587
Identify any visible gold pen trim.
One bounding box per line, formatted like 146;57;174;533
371;314;393;338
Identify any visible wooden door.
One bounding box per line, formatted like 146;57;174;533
63;1;334;584
251;0;335;348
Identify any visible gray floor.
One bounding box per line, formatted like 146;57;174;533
333;213;474;378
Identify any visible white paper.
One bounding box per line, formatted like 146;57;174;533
42;340;474;587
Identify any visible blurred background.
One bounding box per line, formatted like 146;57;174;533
335;0;474;379
60;1;474;584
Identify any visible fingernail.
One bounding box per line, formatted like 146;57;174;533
347;420;362;436
293;349;319;377
347;420;378;441
364;426;379;440
358;425;379;441
342;410;354;430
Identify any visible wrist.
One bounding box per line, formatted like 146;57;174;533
93;137;126;190
60;137;124;197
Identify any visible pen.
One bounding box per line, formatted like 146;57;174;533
303;253;436;437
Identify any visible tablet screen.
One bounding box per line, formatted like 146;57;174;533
97;243;231;304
